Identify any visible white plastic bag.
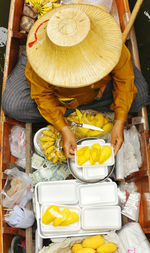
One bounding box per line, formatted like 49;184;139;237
118;222;150;253
4;205;35;229
9;126;26;159
1;168;33;208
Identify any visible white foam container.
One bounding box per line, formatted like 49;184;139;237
35;180;121;238
82;206;121;231
79;182;118;206
36;180;78;205
75;142;114;168
83;165;108;180
41;204;81;234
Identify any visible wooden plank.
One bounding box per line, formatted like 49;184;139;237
25;123;33;253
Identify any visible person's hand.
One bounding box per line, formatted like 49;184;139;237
60;126;77;158
110;120;125;155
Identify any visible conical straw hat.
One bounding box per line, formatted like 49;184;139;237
26;4;122;88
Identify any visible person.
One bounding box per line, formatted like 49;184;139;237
2;4;150;159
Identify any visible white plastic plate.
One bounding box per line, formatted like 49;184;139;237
75;142;114;168
41;204;81;234
79;182;118;206
82;206;121;231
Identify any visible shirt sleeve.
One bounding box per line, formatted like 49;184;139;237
110;44;138;121
25;62;67;131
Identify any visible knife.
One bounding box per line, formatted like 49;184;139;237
68;121;104;132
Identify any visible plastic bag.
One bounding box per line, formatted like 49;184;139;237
118;222;150;253
9;126;26;159
1;167;33;208
60;0;113;12
4;205;35;229
67;109;114;141
39;232;126;253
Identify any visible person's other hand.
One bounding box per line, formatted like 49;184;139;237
110;120;125;155
60;126;77;158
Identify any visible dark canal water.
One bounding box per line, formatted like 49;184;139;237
0;0;150;106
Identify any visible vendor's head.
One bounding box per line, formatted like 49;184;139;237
26;4;122;88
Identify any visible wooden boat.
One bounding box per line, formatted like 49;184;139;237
0;0;150;252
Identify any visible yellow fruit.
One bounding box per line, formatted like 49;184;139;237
42;205;60;225
72;244;83;253
99;145;112;164
41;140;55;150
89;148;98;165
46;149;56;160
94;113;104;128
102;123;113;134
77;147;90;166
40;135;55;142
82;235;105;249
76;248;95;253
96;242;117;253
76;146;90;156
42;130;56;137
52;155;59;164
44;145;55;155
76;109;83;123
61;211;79;226
53;208;70;226
91;144;101;150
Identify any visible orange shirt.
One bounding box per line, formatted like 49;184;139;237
25;44;137;131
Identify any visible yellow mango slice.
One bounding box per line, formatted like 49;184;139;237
72;243;83;253
94;113;104;128
61;211;79;226
52;208;70;226
96;242;117;253
77;146;90;166
102;123;113;134
42;205;60;225
99;145;112;164
76;146;90;156
82;235;105;249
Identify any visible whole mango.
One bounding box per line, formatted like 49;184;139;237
82;235;105;249
71;243;83;253
96;242;117;253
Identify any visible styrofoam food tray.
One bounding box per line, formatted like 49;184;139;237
41;204;81;233
79;182;118;206
35;180;121;238
75;142;114;168
82;206;121;231
37;181;78;204
83;165;108;180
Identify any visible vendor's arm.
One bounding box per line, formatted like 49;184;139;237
110;44;138;155
25;62;76;158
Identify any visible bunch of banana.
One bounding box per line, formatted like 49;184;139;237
76;144;112;166
67;109;113;139
40;125;66;164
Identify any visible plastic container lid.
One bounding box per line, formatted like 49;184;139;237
82;206;121;231
83;165;108;180
36;181;78;204
79;182;118;206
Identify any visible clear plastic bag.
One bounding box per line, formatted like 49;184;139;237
0;167;33;208
9;126;26;159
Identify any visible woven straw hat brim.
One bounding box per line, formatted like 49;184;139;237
27;4;122;88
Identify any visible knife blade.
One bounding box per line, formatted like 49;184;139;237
68;121;104;131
